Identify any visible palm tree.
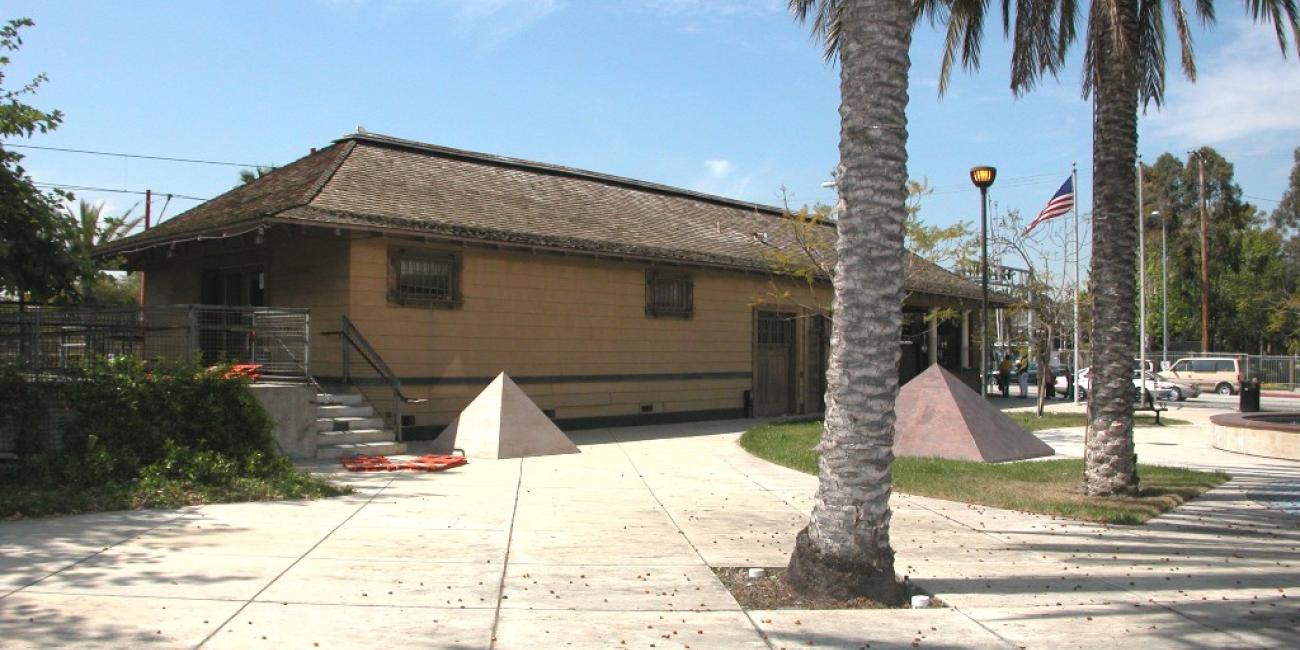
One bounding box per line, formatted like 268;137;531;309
785;0;911;603
918;0;1299;496
72;199;143;256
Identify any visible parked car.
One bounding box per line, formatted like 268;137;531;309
1074;368;1178;402
1148;372;1199;401
1165;357;1241;395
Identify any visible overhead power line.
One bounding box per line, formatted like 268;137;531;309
1244;194;1280;204
3;142;271;168
35;182;209;202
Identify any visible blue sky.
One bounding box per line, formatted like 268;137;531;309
5;0;1299;273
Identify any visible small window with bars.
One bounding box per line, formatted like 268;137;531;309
390;251;459;308
645;271;693;318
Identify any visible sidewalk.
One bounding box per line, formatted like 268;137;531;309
1;412;1297;648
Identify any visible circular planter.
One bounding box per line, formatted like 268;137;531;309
1209;412;1300;461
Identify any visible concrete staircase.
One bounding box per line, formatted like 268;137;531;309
315;388;407;459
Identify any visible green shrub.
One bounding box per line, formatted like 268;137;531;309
12;357;276;486
0;356;346;518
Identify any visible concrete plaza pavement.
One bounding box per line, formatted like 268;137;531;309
2;407;1298;649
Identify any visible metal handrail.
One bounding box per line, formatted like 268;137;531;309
323;315;426;441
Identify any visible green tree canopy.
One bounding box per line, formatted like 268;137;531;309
0;18;87;302
1140;147;1297;353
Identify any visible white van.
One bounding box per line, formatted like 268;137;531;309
1165;357;1241;395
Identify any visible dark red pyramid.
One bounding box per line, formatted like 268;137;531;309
894;365;1055;462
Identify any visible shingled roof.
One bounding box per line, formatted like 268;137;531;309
100;132;992;301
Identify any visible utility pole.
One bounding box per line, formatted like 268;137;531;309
138;189;152;307
1195;152;1210;352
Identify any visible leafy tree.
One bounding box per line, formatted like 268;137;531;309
0;18;86;302
1273;147;1300;233
992;208;1082;413
919;0;1300;497
784;0;911;603
1141;148;1296;353
758;180;975;322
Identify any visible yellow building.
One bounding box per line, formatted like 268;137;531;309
102;132;992;437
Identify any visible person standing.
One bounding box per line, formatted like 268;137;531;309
1042;361;1055;400
1016;356;1030;398
997;354;1013;397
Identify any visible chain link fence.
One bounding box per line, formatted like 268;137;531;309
0;303;310;378
1;303;311;458
1168;350;1299;392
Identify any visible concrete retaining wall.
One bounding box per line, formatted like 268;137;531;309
1210;415;1300;461
250;383;317;460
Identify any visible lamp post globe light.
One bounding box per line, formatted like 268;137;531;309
970;166;997;397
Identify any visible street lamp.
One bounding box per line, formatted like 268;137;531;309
970;165;997;397
1160;210;1170;367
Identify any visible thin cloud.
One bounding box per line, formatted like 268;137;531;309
704;158;734;178
1147;19;1300;145
694;158;755;199
456;0;562;47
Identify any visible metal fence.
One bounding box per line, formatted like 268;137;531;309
1167;351;1299;392
0;303;311;379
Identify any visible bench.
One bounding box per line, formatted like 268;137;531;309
1133;386;1168;424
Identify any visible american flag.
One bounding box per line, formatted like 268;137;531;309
1023;177;1074;236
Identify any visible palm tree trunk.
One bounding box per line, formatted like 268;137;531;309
785;0;909;603
1084;0;1141;496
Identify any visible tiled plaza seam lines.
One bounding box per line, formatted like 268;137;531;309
195;475;398;648
0;509;197;600
607;428;778;650
723;440;1020;649
487;459;525;650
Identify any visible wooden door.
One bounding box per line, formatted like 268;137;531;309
754;311;795;416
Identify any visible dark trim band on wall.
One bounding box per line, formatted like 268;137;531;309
400;407;749;439
315;370;752;387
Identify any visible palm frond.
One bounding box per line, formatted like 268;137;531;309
1243;0;1300;57
1057;0;1079;58
1081;0;1103;98
932;0;994;95
1137;0;1168;107
1169;0;1198;81
790;0;848;61
1195;0;1216;23
1009;0;1074;94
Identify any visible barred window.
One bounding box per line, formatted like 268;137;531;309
645;271;693;318
391;252;459;307
756;312;794;346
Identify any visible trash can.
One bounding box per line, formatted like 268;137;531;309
1239;377;1262;412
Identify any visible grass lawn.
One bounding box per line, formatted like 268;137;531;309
740;420;1228;525
1007;411;1189;432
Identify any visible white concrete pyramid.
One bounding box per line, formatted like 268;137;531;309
437;372;580;459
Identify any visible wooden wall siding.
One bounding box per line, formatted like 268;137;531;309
141;234;351;374
344;238;831;428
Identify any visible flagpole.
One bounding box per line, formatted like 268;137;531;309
1073;163;1082;406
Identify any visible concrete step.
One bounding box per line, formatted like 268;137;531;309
316;404;374;419
315;416;385;433
316;429;393;446
316;393;364;407
317;440;408;459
